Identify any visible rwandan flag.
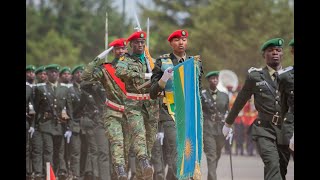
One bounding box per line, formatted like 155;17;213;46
173;57;203;180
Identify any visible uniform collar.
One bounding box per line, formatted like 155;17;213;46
266;65;282;77
49;81;58;88
173;52;187;62
209;88;218;95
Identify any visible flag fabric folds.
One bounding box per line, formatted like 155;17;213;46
173;57;203;179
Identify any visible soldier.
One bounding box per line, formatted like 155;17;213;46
35;65;47;83
26;65;36;180
149;29;203;180
201;71;229;180
223;38;291;180
278;38;294;157
84;38;129;180
59;66;72;84
34;64;73;180
32;65;47;180
115;31;159;180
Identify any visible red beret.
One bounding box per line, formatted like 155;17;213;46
127;31;147;42
109;38;127;47
167;29;188;42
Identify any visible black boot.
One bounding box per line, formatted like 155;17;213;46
115;165;128;180
139;158;153;179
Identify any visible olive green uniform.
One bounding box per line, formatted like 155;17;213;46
225;66;290;180
201;88;229;180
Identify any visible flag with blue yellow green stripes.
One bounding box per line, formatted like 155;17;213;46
173;57;203;179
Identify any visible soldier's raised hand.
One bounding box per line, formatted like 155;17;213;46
160;67;173;82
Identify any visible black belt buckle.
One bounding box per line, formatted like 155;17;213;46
271;114;280;125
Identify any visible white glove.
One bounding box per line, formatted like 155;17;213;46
222;124;231;137
64;130;72;144
160;67;173;82
289;133;294;151
28;127;35;138
156;132;164;145
144;73;153;79
226;128;233;145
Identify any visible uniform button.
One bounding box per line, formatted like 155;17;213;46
276;96;279;99
51;104;53;106
214;102;216;104
276;90;278;93
260;89;262;91
258;121;261;124
275;112;278;115
54;105;57;108
275;101;278;104
54;99;57;101
284;118;287;121
290;91;293;94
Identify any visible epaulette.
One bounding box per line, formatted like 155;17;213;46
26;82;34;87
67;84;73;88
201;89;207;94
278;66;293;75
193;55;201;61
60;83;71;88
159;53;170;59
248;67;262;73
36;83;46;87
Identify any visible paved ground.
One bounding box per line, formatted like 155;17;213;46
201;152;294;180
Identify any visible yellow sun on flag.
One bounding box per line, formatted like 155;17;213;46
184;138;193;160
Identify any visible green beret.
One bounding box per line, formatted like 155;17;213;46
60;66;71;74
26;65;36;71
205;71;220;78
288;38;294;47
71;65;85;75
260;38;284;52
45;64;60;71
35;65;45;74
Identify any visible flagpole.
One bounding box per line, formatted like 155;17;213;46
105;12;109;62
46;162;50;180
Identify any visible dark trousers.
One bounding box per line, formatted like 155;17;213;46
26;130;32;175
31;130;43;175
255;137;290;180
203;134;225;180
42;133;67;175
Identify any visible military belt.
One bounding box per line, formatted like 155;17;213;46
126;93;150;100
105;99;125;112
258;112;282;126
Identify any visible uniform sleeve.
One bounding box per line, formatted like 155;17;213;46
66;89;73;128
150;59;164;99
115;60;143;81
278;74;289;117
225;73;254;124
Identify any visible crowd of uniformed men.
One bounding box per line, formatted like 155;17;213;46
26;28;294;180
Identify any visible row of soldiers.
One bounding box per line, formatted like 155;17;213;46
26;28;294;180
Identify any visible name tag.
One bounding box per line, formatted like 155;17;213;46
256;81;266;86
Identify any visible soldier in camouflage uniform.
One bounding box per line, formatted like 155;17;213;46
150;29;203;180
34;64;73;180
201;71;229;180
223;38;291;180
115;31;159;180
68;65;100;180
26;65;36;180
278;39;294;157
82;38;129;180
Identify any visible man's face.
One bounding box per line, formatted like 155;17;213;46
170;37;188;54
36;71;47;83
113;46;127;58
208;75;219;88
60;72;71;83
130;38;145;54
73;70;83;83
47;69;59;83
26;70;35;81
263;46;283;67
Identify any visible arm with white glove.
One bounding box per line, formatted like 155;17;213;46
158;67;173;88
28;127;35;138
289;133;294;151
64;130;72;144
222;123;233;139
156;132;164;145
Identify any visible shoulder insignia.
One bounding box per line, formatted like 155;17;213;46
36;83;46;87
278;66;293;75
67;84;73;88
248;67;262;73
60;83;70;88
201;89;207;94
159;53;170;59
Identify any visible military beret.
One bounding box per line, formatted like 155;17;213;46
35;65;45;74
71;65;85;75
26;65;36;71
109;38;127;47
167;29;188;42
45;64;60;71
288;38;294;47
127;31;147;42
260;38;284;52
60;66;71;74
205;71;219;78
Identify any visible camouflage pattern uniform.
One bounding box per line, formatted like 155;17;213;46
116;53;159;180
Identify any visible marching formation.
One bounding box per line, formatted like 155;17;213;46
26;28;294;180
